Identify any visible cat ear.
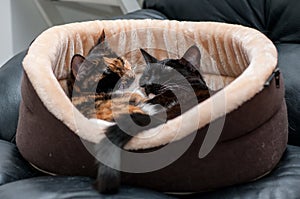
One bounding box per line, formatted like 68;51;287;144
182;45;201;69
97;30;106;44
140;48;158;64
71;54;85;77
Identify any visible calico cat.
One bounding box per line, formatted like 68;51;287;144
70;30;147;122
68;30;131;96
69;31;160;194
94;45;215;194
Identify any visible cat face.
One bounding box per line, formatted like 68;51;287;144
71;31;135;94
103;57;132;78
139;45;208;96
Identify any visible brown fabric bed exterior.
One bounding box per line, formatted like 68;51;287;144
123;102;288;192
17;72;287;192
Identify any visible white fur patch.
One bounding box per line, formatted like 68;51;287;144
140;103;166;116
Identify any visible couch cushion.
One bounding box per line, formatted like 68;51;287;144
0;176;176;199
0;140;39;186
0;51;26;142
276;44;300;146
265;0;300;43
112;9;167;20
143;0;300;43
144;0;265;31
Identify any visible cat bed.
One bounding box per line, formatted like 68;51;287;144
16;20;288;192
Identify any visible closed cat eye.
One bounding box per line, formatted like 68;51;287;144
91;59;99;65
116;57;124;64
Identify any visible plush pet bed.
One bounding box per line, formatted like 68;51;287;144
16;20;288;192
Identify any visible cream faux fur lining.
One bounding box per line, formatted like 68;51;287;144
22;20;277;150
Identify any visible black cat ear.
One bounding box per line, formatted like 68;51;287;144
182;45;201;69
71;54;85;77
140;48;158;64
97;30;106;44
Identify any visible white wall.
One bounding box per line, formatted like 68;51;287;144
11;0;49;56
0;0;13;66
10;0;124;56
1;0;142;66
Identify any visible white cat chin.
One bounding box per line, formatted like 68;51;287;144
140;103;166;116
148;93;156;99
89;118;115;127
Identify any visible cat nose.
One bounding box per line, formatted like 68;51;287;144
139;81;146;87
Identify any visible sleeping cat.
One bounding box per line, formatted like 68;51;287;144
139;45;212;119
94;45;215;194
70;30;147;122
69;31;160;194
68;30;132;96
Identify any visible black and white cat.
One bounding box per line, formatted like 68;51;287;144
94;45;213;194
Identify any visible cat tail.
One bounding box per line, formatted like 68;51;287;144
94;111;166;194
